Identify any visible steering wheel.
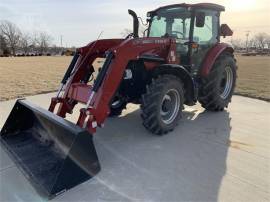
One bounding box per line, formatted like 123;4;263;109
171;31;184;38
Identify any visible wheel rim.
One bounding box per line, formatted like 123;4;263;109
220;66;233;99
160;89;180;124
111;99;122;108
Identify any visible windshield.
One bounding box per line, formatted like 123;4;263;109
148;7;192;40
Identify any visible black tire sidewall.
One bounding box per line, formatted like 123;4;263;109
199;53;237;110
141;75;185;134
157;79;184;130
109;98;127;117
214;55;237;106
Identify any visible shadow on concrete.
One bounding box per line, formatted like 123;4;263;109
59;107;231;201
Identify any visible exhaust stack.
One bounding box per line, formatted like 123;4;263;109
128;9;139;38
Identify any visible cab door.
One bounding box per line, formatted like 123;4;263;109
190;10;219;74
171;18;192;66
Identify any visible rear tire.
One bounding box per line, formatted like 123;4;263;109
109;97;127;117
141;75;184;135
199;52;237;111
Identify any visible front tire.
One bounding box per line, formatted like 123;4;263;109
109;97;127;117
141;75;184;135
199;52;237;111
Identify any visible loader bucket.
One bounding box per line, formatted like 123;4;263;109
0;100;101;199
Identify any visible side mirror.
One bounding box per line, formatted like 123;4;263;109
220;24;233;38
195;12;205;27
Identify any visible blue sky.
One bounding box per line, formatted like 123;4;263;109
0;0;269;47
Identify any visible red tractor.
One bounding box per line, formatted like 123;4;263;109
1;3;236;198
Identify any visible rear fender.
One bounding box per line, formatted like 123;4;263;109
151;64;197;105
200;43;234;77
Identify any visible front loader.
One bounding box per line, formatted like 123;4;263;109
0;3;236;198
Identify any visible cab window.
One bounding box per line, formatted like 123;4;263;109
149;16;166;37
172;18;191;39
193;10;218;44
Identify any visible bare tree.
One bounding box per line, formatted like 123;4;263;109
0;20;21;55
120;28;132;38
20;32;32;54
31;31;39;52
248;38;256;49
35;31;52;55
0;34;7;53
266;35;270;50
231;38;244;50
121;27;148;38
254;33;269;50
50;44;62;55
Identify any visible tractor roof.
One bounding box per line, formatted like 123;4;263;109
151;3;225;13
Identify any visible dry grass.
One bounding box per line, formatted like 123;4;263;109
235;55;270;101
0;56;71;101
0;55;269;102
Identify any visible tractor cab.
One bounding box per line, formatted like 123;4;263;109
147;3;225;74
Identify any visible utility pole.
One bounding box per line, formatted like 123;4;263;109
60;35;63;47
60;35;63;55
245;31;250;53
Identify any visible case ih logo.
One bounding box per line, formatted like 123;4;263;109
133;39;168;45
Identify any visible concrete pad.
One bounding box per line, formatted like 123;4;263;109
0;93;269;201
0;167;43;202
0;146;13;171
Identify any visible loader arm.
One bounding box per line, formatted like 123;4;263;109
77;37;177;133
49;39;124;117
